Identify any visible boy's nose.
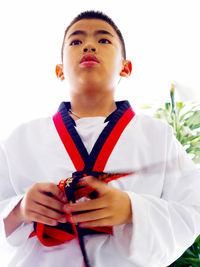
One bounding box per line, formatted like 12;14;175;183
83;43;96;53
83;47;96;52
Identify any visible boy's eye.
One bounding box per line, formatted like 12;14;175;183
70;40;82;46
99;39;111;44
70;38;111;46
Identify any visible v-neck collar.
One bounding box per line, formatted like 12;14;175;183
54;100;134;171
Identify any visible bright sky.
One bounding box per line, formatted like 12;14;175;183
0;0;200;140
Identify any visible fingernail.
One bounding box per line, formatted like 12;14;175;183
79;223;86;228
68;214;73;223
70;215;76;223
64;205;71;213
62;196;67;202
82;177;89;184
60;217;67;223
85;176;92;182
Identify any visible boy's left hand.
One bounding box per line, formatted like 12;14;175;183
63;176;133;228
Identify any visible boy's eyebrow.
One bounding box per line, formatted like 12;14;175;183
67;30;115;40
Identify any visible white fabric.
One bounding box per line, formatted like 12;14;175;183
75;116;108;154
0;113;200;267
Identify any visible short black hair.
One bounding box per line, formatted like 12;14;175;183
61;10;126;63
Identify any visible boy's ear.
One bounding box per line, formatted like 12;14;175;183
55;64;65;80
120;60;132;77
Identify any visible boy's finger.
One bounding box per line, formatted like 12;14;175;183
79;216;113;228
64;197;106;213
28;210;58;226
30;201;65;221
35;191;66;213
83;176;108;195
37;182;67;202
71;208;109;223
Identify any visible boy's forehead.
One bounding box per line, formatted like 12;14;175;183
66;19;119;40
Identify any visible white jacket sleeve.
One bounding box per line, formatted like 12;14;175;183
113;126;200;267
0;142;33;248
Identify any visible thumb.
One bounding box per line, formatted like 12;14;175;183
84;176;109;196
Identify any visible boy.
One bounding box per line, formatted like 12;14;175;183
0;10;200;267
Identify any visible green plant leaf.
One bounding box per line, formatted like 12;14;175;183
153;96;200;267
140;104;152;109
184;111;200;130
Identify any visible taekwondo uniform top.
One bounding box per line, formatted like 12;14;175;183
0;100;200;267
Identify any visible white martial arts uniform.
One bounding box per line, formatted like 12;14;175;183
0;100;200;267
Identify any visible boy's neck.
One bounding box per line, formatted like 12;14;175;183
69;92;117;121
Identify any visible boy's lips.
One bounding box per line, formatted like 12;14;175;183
80;61;99;66
80;54;99;64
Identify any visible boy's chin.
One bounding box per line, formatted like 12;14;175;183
78;75;104;85
73;81;107;93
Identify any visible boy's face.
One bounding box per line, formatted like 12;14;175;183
62;19;130;92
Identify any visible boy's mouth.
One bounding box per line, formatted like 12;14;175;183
80;61;99;66
80;54;99;65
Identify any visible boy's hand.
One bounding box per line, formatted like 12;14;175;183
19;182;68;226
64;176;133;228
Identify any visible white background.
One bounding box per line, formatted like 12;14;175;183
0;1;200;265
0;0;200;140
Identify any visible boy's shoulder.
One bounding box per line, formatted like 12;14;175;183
4;116;53;143
133;113;172;133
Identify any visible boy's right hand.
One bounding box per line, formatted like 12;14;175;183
19;182;69;226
